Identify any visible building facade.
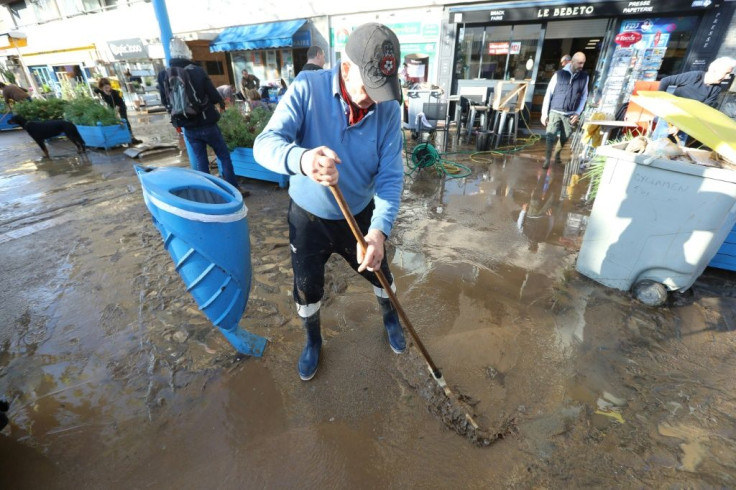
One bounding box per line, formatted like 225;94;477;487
1;0;734;116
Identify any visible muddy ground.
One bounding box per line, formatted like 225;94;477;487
1;114;736;488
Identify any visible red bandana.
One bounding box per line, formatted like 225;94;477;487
338;75;371;126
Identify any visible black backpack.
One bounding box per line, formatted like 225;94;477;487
164;64;205;119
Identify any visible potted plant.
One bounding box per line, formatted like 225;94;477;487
0;99;17;130
12;97;68;122
217;106;287;187
63;97;131;149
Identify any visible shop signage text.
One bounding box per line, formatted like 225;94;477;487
488;42;521;54
455;0;717;24
293;30;311;48
536;5;595;18
108;38;147;60
488;42;509;54
614;31;643;46
622;0;654;13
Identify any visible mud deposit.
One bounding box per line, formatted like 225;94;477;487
1;125;736;488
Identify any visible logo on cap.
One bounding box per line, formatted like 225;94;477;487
365;40;397;87
379;42;397;76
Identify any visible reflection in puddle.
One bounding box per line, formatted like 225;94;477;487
415;155;590;257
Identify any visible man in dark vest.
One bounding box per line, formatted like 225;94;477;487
541;52;588;169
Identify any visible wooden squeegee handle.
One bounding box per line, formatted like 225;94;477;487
329;184;442;379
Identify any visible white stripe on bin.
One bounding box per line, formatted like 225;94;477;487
143;192;248;223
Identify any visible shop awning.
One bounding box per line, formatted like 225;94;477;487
210;19;306;52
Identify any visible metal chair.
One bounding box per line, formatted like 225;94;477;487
490;81;528;148
466;90;494;142
415;98;450;151
452;86;492;144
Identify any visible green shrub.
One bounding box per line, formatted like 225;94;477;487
218;106;273;151
12;98;68;121
582;133;636;201
63;97;120;126
0;68;16;85
582;155;606;201
59;78;92;101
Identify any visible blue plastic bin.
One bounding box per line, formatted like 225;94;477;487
135;165;267;356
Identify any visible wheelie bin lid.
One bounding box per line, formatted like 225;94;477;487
632;91;736;165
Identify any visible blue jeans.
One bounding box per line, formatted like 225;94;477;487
182;124;238;188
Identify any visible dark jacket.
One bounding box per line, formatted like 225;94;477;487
158;58;223;128
658;71;723;107
2;84;31;104
550;69;589;114
240;74;260;93
94;87;126;116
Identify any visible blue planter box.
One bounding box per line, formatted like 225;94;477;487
227;147;288;188
76;120;131;149
0;112;19;131
709;227;736;271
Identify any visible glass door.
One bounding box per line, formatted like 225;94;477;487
456;23;542;98
29;65;61;98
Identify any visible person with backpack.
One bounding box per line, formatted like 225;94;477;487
157;38;240;190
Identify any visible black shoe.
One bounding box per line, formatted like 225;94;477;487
542;160;550;170
131;138;143;145
298;312;322;381
377;296;406;354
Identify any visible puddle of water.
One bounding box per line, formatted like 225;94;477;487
3;129;736;487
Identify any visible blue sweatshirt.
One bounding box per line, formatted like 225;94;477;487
253;66;404;237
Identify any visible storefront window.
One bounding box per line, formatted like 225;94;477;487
59;0;118;15
506;24;541;82
30;66;60;97
7;0;35;27
598;16;698;115
30;0;61;23
456;24;541;82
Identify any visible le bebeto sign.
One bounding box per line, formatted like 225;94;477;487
454;0;717;24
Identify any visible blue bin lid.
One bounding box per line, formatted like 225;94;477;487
135;165;245;218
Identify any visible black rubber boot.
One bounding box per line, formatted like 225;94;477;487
298;312;322;381
554;142;564;166
377;297;406;354
543;135;554;169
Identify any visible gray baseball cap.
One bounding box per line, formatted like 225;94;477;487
345;23;402;103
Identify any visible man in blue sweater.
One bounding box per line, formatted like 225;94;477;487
254;23;405;381
541;52;589;169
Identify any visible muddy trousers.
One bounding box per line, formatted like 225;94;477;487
287;200;404;379
545;111;576;166
287;199;394;308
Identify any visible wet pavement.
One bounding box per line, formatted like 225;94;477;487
1;114;736;488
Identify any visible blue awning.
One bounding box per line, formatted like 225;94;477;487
210;19;306;52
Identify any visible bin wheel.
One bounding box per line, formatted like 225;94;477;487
632;280;668;306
